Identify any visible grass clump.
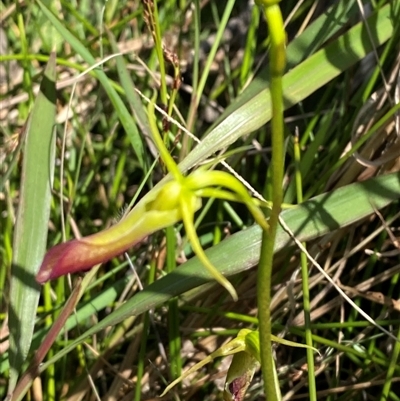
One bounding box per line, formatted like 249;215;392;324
1;1;400;400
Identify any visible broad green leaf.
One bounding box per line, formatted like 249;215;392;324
218;0;359;118
7;53;56;394
178;3;395;173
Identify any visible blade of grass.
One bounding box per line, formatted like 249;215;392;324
380;313;400;398
35;0;148;171
178;3;395;174
223;0;358;115
166;226;182;382
185;0;236;133
293;134;316;400
107;30;154;153
7;52;56;395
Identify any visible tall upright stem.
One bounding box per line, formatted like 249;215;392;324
256;2;286;400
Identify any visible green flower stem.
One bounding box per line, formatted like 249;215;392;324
255;1;286;401
147;94;183;181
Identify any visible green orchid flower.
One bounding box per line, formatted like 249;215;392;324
36;94;269;301
161;328;318;400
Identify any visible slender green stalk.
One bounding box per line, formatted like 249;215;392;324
166;226;182;381
43;286;55;400
147;95;183;181
135;256;157;401
186;0;200;123
144;0;177;144
167;63;180;117
134;313;150;401
240;5;260;87
186;0;236;132
144;0;167;105
293;134;317;401
256;2;286;400
380;325;400;399
17;12;34;106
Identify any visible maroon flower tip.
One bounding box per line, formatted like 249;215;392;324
36;239;108;284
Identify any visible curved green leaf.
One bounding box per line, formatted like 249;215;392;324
179;3;395;173
7;53;56;395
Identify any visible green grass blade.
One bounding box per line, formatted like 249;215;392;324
178;3;394;173
107;31;153;152
232;0;358;112
28;172;400;382
7;52;56;395
283;0;358;70
35;0;147;171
